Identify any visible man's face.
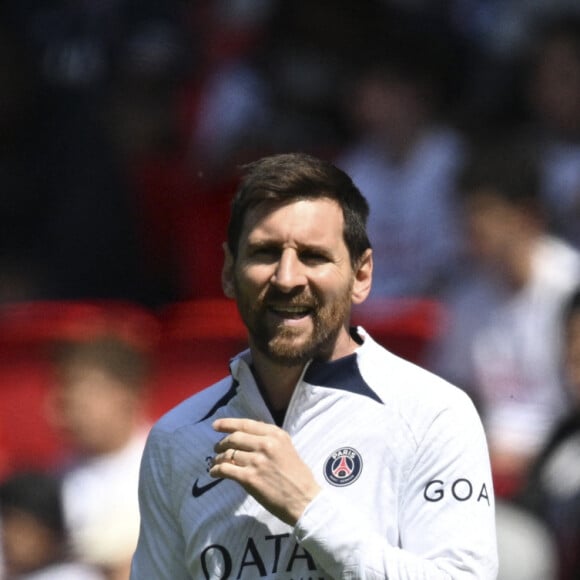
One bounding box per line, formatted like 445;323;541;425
565;312;580;402
50;364;138;455
530;38;580;134
224;198;369;366
463;190;528;267
0;508;58;575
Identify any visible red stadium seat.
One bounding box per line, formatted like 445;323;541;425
0;300;160;477
352;298;446;365
129;155;237;300
151;297;446;418
0;297;445;477
150;298;247;418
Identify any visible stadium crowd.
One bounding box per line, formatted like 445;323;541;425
1;1;580;578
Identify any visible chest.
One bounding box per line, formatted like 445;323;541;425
179;413;403;579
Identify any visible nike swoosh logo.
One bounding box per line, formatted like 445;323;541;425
192;477;225;497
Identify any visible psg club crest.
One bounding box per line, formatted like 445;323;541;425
324;447;363;487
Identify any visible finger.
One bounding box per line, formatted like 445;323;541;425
212;448;237;466
209;450;246;477
229;448;250;466
214;434;232;454
213;417;273;436
213;430;263;454
214;433;243;454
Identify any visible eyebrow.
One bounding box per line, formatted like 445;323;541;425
245;238;335;258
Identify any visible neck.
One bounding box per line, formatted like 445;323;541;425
250;353;304;412
249;327;360;411
503;236;536;291
87;415;143;457
377;117;426;163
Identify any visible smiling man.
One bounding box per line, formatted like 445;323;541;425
130;153;498;579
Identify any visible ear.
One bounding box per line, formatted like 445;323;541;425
351;249;373;305
221;242;236;299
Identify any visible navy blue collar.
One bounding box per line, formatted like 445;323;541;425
304;353;383;404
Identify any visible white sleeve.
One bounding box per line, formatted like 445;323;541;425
130;428;191;580
294;395;498;579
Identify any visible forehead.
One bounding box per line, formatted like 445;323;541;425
463;189;521;216
241;198;345;245
568;312;580;339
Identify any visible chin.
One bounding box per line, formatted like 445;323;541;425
264;341;313;367
267;332;338;366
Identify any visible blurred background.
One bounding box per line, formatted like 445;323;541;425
1;1;580;578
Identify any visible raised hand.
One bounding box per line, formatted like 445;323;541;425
210;418;321;525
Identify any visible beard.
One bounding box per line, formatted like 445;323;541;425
235;283;353;367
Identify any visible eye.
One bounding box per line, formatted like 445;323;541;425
300;250;330;265
248;246;280;263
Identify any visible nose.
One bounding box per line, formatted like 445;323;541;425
270;249;306;292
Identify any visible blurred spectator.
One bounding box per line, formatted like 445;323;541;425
0;14;56;303
3;0;580;309
336;24;466;299
256;0;393;156
0;0;192;307
185;0;392;175
6;0;192;161
156;1;397;300
448;0;580;61
427;138;580;495
0;470;104;579
495;497;558;580
184;0;275;177
47;336;151;580
522;14;580;249
0;10;143;305
518;287;580;580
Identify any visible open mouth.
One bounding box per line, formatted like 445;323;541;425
268;305;312;319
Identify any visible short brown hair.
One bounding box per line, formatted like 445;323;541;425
457;138;542;212
227;153;371;266
51;335;150;391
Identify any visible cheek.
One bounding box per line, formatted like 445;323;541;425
316;271;355;303
53;394;91;431
58;389;126;433
316;277;354;320
565;328;580;395
89;390;134;425
2;516;52;567
235;265;270;296
233;271;267;314
467;214;511;259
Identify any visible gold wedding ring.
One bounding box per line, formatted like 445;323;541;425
231;449;237;463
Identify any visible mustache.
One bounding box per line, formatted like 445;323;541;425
262;288;319;308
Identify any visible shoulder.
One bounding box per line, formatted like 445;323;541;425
139;377;238;495
536;235;580;288
357;329;479;427
150;376;235;439
354;332;490;486
419;125;465;163
26;562;104;580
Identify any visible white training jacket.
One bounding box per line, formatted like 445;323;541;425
131;328;498;579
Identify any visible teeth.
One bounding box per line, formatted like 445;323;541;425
271;306;310;314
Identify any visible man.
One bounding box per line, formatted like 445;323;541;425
517;287;580;580
49;335;152;580
131;153;497;579
428;140;580;496
0;470;104;579
336;31;465;299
